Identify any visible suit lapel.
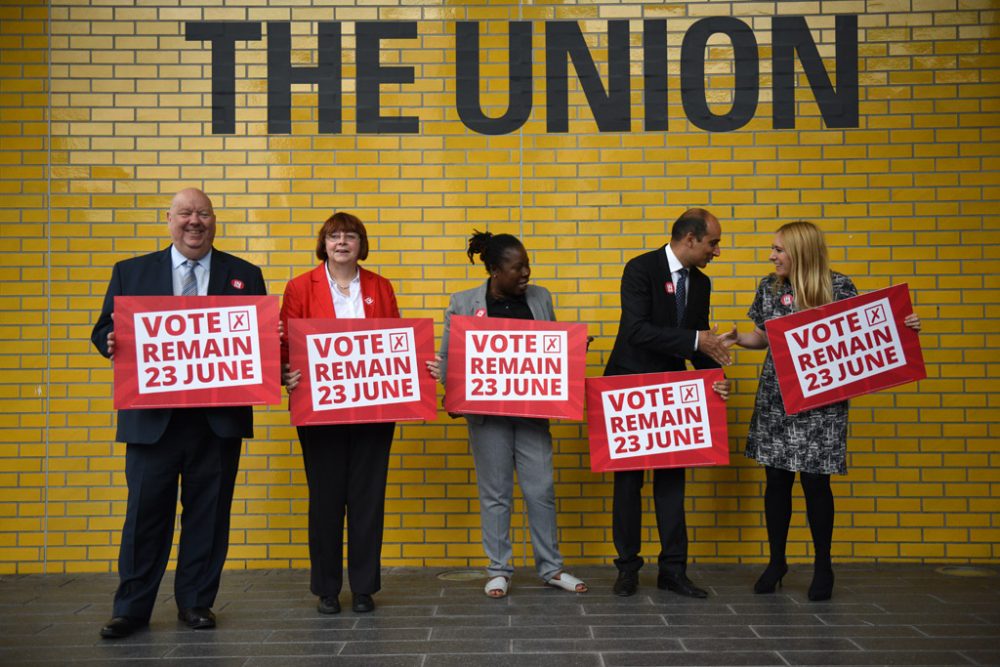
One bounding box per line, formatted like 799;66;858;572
154;248;174;295
312;264;336;318
470;282;488;316
207;250;227;295
656;246;682;326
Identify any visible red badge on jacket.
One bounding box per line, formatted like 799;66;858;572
230;279;244;290
474;308;486;317
665;282;675;294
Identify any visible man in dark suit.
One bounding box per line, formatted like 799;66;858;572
91;188;267;638
604;208;730;598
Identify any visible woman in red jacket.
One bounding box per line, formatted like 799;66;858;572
281;211;399;615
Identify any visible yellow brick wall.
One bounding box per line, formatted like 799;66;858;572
1;0;997;573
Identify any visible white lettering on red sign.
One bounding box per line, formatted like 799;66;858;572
601;380;711;459
306;327;419;410
134;306;261;393
464;330;567;401
784;297;905;397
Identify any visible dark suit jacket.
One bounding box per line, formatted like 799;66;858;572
604;245;719;376
91;246;267;444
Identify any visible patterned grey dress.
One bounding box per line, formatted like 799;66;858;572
744;272;857;475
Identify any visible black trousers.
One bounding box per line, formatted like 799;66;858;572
113;411;242;620
612;467;688;576
297;422;395;597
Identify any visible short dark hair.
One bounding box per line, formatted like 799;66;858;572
670;208;713;242
466;230;524;273
315;211;369;262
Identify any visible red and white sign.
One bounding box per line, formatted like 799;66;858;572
288;318;437;426
587;369;729;473
444;316;586;420
113;295;281;409
767;284;925;414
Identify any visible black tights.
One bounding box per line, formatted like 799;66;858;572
763;466;833;569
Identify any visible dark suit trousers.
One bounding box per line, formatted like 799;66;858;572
297;422;395;597
612;467;688;576
114;411;242;619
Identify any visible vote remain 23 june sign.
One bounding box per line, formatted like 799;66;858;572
766;284;926;414
444;316;587;420
586;369;730;473
288;318;437;426
113;295;281;409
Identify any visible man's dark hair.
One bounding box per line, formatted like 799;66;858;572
670;208;713;242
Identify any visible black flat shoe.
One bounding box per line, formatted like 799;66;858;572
100;616;147;639
318;596;341;614
657;573;708;599
178;607;216;629
808;567;834;601
754;561;789;594
352;593;375;613
613;571;638;597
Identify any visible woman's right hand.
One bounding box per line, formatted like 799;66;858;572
282;364;301;392
719;325;739;349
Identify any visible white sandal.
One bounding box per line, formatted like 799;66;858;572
484;576;509;598
546;572;588;593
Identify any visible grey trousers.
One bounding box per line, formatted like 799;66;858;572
467;415;563;582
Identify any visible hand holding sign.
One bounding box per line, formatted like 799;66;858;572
587;369;729;473
766;284;925;414
112;295;281;409
288;318;437;426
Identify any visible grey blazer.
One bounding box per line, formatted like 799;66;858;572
438;281;556;424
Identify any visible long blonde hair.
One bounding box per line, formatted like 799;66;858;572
775;221;833;310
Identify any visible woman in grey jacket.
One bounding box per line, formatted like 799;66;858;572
428;231;587;598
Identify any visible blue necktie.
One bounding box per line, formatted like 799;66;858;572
675;268;687;324
181;260;198;296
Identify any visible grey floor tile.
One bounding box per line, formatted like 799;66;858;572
0;565;995;666
781;650;976;665
338;638;511;655
426;655;603;667
603;651;786;666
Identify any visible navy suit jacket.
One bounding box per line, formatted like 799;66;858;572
604;245;719;376
91;246;267;444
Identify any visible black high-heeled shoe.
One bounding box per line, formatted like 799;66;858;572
753;561;788;594
807;566;834;601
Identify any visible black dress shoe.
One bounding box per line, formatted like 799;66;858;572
613;571;638;597
177;607;216;629
100;616;147;639
352;593;375;613
657;573;708;598
318;596;341;614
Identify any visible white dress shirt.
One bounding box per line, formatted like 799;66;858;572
171;246;211;296
327;266;364;319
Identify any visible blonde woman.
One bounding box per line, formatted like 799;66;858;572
724;222;920;601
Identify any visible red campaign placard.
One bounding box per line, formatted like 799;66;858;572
113;295;281;409
586;369;729;473
288;318;437;426
767;283;926;415
443;316;587;420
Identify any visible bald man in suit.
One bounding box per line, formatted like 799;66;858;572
92;189;266;638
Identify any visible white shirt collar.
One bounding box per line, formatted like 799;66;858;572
171;245;212;270
664;244;686;276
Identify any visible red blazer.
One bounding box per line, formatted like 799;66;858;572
280;264;400;363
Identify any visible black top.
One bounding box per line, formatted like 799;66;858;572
485;280;534;320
